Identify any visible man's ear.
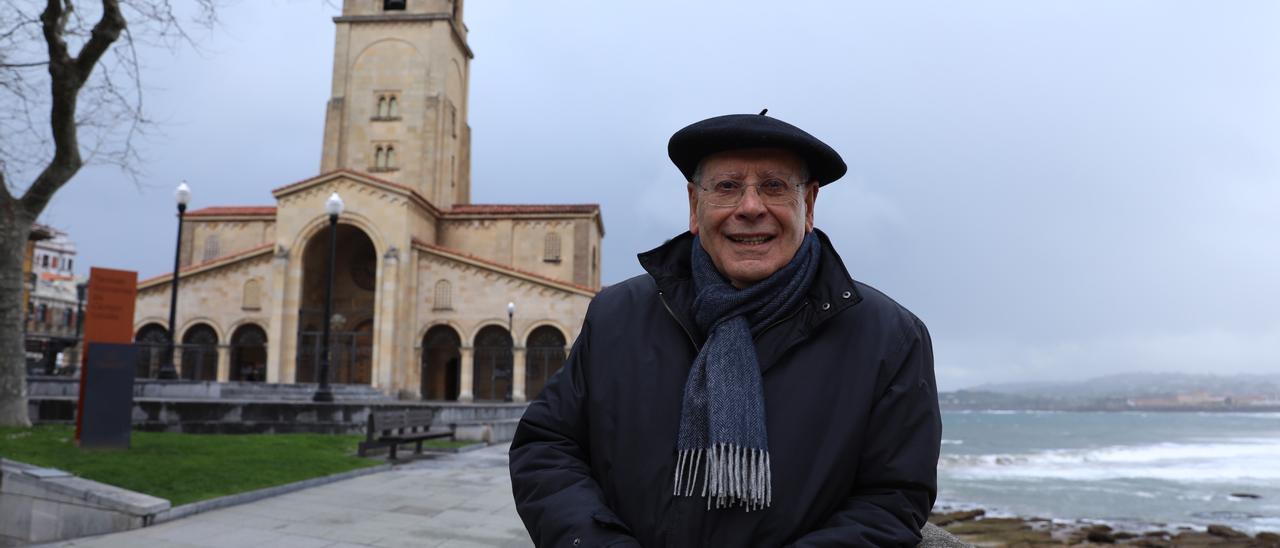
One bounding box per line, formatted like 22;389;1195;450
804;182;818;233
687;182;700;235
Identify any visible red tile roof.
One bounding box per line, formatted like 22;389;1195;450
186;206;277;217
137;243;275;287
449;204;600;215
411;238;597;295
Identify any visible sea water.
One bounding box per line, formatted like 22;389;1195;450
937;411;1280;534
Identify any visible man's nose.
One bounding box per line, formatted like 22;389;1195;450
734;185;767;219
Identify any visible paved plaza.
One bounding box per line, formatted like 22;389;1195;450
50;444;532;548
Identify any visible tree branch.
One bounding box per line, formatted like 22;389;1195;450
0;61;49;68
39;0;72;71
75;0;125;77
23;0;126;217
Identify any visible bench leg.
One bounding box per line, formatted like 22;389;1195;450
415;440;423;455
390;442;398;461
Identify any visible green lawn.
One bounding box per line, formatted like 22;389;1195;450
0;425;409;506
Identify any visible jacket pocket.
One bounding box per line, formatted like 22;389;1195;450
591;511;634;536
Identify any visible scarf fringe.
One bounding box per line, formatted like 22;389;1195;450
672;444;772;511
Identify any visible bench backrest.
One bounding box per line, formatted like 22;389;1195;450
369;408;436;435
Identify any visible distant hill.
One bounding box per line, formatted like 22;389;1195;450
942;372;1280;412
967;372;1280;399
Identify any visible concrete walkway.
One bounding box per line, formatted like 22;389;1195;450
50;444;531;548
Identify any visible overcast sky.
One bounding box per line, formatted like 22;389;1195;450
28;1;1280;390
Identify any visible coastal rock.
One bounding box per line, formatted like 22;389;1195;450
929;509;985;526
1256;532;1280;547
1228;492;1262;499
1085;529;1116;544
1207;524;1249;539
943;517;1053;545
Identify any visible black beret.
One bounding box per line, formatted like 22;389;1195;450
668;111;847;186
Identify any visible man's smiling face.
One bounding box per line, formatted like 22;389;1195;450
687;148;818;288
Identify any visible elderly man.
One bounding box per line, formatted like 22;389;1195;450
510;112;942;546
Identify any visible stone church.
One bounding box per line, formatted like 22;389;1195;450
131;0;602;403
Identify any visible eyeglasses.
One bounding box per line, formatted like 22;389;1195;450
696;179;808;208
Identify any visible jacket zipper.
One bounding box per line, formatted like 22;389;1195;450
657;290;700;352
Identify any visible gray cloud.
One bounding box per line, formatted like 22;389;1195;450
38;0;1280;389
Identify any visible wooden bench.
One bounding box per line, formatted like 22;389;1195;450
357;408;454;460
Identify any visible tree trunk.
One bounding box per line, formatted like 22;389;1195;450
0;206;34;427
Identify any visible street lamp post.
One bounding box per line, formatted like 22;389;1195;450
313;192;344;403
75;282;87;339
506;301;515;402
157;182;191;380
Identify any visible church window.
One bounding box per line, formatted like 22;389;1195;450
434;280;452;310
377;95;388;118
384;0;406;10
372;144;398;172
242;278;262;310
202;234;220;261
388;96;399;118
543;233;561;263
449;105;457;138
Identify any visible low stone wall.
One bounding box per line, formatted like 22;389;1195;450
28;397;529;441
0;459;169;546
26;378;530;441
28;397;441;435
26;377;389;402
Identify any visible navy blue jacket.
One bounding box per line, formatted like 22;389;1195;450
510;230;941;547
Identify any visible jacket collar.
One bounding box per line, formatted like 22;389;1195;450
637;228;863;335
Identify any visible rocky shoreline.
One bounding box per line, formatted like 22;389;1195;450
930;508;1280;547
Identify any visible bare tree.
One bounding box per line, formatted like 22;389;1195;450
0;0;215;427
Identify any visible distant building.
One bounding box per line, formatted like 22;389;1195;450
133;0;603;403
26;226;84;338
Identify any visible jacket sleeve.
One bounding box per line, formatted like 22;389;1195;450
790;318;942;548
509;318;642;548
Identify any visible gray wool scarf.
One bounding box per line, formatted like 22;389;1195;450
673;232;821;511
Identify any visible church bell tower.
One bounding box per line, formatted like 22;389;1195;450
320;0;473;208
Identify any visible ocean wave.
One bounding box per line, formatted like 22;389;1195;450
940;439;1280;482
941;439;964;445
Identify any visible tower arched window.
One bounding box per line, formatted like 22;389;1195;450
385;146;396;169
388;96;398;118
375;146;386;170
543;233;561;263
433;280;452;310
202;234;220;261
377;95;388;118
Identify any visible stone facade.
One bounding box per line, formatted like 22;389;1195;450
132;0;602;402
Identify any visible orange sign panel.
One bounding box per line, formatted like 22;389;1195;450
77;267;138;441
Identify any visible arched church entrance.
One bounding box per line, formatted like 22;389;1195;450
296;223;377;385
473;325;513;402
230;324;268;382
133;323;168;378
525;326;567;400
180;323;219;381
421;325;460;401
